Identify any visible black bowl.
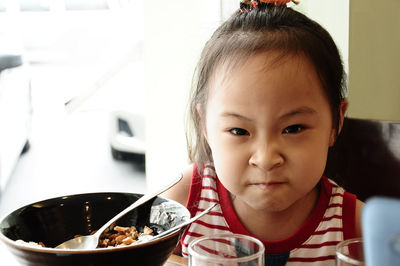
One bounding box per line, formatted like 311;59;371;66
0;192;190;266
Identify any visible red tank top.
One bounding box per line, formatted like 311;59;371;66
180;163;356;265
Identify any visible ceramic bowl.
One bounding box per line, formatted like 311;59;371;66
0;192;190;266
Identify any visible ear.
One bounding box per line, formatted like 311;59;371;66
196;104;208;142
337;98;348;134
329;99;348;146
196;103;202;118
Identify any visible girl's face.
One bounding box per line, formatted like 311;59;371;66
204;52;343;213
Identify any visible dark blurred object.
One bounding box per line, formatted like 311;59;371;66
0;54;22;72
325;117;400;201
110;111;145;163
0;192;190;266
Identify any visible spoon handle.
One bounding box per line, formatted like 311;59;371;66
152;202;218;240
94;174;183;238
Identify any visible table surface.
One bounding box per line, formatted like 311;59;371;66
0;241;188;266
164;254;188;266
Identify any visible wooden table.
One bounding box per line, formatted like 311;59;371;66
164;254;188;265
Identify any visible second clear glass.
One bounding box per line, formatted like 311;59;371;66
336;238;365;266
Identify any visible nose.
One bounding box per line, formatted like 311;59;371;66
249;138;284;171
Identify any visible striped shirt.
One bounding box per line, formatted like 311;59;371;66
180;163;357;265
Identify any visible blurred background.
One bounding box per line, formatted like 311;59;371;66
0;0;148;217
0;0;399;219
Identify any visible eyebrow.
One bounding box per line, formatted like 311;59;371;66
220;112;253;122
279;106;317;120
220;106;317;122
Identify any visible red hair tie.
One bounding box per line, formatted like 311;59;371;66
260;0;299;5
240;0;299;12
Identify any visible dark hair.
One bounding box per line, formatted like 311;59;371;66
187;5;347;163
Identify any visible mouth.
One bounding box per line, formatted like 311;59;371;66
250;181;286;190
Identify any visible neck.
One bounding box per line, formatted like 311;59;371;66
233;185;320;241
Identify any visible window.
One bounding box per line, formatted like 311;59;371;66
19;0;50;11
64;0;109;11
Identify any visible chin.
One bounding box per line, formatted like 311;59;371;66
248;198;288;213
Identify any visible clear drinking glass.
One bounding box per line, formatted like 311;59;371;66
188;233;264;266
336;238;365;266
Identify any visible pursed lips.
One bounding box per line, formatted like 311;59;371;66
249;180;287;190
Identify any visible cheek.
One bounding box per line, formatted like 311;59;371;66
208;138;236;172
212;151;247;195
290;139;330;181
206;132;248;183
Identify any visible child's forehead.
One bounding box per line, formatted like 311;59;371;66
205;50;328;113
210;50;313;88
205;51;331;121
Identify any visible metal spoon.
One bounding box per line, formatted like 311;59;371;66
56;174;183;250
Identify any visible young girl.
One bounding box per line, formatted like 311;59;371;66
163;1;363;265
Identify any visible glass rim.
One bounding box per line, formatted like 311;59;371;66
335;237;364;265
188;233;265;263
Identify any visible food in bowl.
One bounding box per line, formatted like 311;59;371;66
99;225;154;247
16;224;155;249
15;239;46;248
0;192;190;266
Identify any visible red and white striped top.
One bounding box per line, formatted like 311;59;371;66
180;163;357;265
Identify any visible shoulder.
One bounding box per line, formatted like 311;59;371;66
325;178;364;238
160;164;194;207
355;199;364;237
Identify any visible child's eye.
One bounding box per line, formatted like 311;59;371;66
229;128;249;136
282;125;305;134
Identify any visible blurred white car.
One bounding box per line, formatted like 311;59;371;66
0;54;32;189
0;1;34;189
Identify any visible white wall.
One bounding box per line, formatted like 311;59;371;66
294;0;349;75
144;0;221;188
